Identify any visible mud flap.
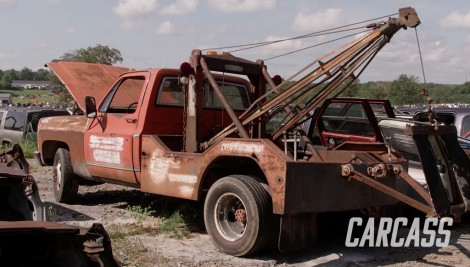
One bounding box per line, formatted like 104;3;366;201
440;134;470;212
410;125;470;217
412;134;452;216
278;213;317;252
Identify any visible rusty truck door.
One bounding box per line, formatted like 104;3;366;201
84;72;149;185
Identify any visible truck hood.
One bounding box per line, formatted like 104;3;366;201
47;61;133;111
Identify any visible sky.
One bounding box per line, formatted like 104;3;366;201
0;0;470;84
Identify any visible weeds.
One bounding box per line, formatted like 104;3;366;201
108;224;157;241
125;205;155;222
108;225;158;267
159;210;191;239
0;140;38;158
20;140;37;158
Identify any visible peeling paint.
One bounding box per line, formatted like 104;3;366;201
89;135;125;164
178;185;195;198
220;142;264;154
93;149;120;164
148;150;181;184
169;174;197;184
90;135;124;151
147;150;197;197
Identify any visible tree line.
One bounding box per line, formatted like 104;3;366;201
347;74;470;107
0;44;123;91
0;68;50;88
0;44;467;106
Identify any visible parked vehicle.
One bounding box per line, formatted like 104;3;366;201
0;108;70;145
35;8;470;256
413;107;470;137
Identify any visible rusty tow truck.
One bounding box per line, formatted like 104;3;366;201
35;7;470;256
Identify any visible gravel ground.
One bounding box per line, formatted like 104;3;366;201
29;159;470;267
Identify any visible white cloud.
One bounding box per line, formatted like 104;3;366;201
207;0;275;13
156;21;175;35
424;40;447;63
293;8;343;32
114;0;158;28
161;0;198;15
440;10;470;29
265;35;302;50
0;0;16;11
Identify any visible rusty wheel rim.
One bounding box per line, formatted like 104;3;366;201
214;192;247;241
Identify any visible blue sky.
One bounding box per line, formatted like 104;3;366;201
0;0;469;84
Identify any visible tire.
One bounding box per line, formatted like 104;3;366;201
53;148;79;203
204;175;272;256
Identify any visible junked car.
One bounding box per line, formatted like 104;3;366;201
0;108;70;145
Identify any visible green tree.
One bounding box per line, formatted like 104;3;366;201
0;69;17;89
34;69;50;80
58;44;123;65
51;44;124;105
20;67;34;81
388;74;423;106
357;81;391;99
339;78;360;97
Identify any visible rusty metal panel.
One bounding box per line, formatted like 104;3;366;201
283;160;406;213
141;135;203;199
140;136;289;213
47;61;133;111
37;116;90;178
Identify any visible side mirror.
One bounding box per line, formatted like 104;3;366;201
85;96;97;118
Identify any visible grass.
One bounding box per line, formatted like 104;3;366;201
20;140;37;158
0;88;59;104
109;202;195;266
0;89;46;96
159;210;191;239
0;140;37;158
125;205;155;222
108;224;160;267
124;202;193;239
108;203;183;266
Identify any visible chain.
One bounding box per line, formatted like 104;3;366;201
182;79;188;152
415;27;434;121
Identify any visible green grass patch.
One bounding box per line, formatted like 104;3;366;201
0;89;46;96
19;140;37;158
108;224;158;241
126;205;155;222
159;210;191;239
0;89;59;104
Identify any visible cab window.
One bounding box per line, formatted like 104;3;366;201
100;76;146;113
156;77;184;106
203;82;250;110
156;77;250;110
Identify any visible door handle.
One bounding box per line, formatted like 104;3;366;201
126;118;137;123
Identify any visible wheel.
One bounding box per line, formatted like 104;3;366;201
204;175;272;256
53;148;79;203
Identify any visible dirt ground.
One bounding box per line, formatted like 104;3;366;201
29;159;470;267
